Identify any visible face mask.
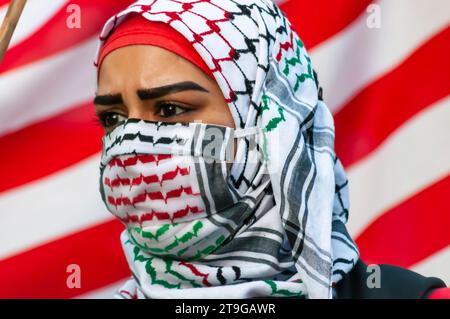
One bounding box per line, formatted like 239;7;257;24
99;119;262;261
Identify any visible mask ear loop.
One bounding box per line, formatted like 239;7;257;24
233;126;263;139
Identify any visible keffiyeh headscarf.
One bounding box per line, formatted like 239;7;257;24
95;0;359;299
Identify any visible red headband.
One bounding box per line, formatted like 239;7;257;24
97;14;213;79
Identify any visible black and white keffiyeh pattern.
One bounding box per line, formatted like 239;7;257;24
96;0;359;299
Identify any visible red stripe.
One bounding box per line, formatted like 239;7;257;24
279;0;372;49
427;288;450;299
335;27;450;168
0;0;367;74
0;0;10;7
0;102;103;193
0;0;134;74
356;174;450;268
0;219;129;298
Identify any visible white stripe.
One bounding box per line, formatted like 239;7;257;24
347;95;450;237
0;37;97;136
75;279;128;299
0;0;67;48
0;154;113;260
310;0;450;113
411;246;450;287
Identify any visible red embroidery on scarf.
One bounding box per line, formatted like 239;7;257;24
108;154;172;170
107;185;200;207
121;205;205;224
179;261;212;286
104;166;191;191
276;31;294;62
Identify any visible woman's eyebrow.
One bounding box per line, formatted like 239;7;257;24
93;93;123;106
137;81;209;100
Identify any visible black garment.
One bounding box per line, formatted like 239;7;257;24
336;259;447;299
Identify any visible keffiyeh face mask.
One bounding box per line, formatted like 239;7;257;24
100;119;262;261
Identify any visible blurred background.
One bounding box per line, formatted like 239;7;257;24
0;0;448;298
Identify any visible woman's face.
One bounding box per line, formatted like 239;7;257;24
95;45;235;134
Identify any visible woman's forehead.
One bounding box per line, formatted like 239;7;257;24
97;45;212;92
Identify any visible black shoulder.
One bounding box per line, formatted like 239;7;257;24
335;259;446;299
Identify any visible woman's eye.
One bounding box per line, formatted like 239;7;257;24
156;103;189;118
98;112;127;129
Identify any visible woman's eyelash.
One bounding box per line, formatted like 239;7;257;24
155;102;191;117
93;103;193;128
95;111;126;128
95;112;109;126
156;102;184;110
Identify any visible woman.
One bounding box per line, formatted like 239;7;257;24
94;0;448;299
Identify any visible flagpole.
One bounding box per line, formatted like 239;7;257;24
0;0;27;64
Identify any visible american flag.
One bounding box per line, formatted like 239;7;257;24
0;0;448;298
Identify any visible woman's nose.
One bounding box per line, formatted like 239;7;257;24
126;101;157;122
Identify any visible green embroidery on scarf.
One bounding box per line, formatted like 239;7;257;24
259;94;286;132
282;38;314;92
164;258;202;288
260;94;270;113
264;280;304;297
132;245;205;289
264;103;286;132
128;223;171;242
259;95;270;162
133;246;181;289
184;235;226;260
132;221;204;255
259;94;287;162
127;226;149;250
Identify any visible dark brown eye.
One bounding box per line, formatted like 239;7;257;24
156;103;189;118
97;112;126;129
